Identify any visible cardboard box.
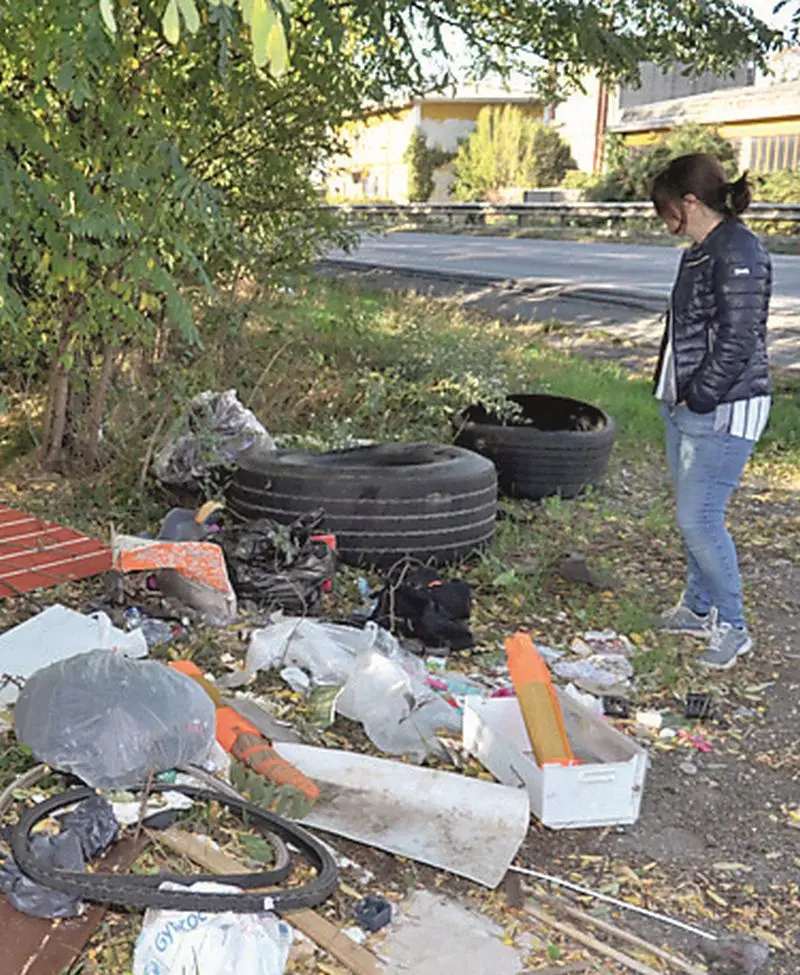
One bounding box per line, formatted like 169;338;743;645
463;693;648;829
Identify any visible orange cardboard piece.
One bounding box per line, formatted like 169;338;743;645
505;631;578;769
112;534;232;594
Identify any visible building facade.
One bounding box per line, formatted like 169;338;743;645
325;92;542;202
551;58;800;175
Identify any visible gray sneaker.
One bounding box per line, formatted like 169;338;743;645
653;599;715;637
697;623;753;670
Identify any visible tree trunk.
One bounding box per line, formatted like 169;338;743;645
85;342;117;468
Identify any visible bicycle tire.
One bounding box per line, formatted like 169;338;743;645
11;784;338;914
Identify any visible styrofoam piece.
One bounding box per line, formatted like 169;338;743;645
274;742;530;888
463;692;648;829
0;604;148;706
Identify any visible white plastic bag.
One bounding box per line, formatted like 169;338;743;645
222;619;459;761
133;882;292;975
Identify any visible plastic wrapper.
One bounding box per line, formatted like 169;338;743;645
14;651;216;789
223;620;459;761
553;653;633;691
218;513;335;615
153;390;275;490
0;796;118;919
133;882;292;975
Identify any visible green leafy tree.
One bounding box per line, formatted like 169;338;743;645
404;129;455;202
592;124;737;201
0;0;783;469
453;106;575;199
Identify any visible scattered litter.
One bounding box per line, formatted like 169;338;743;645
111;790;195;827
153;389;275;491
555;551;620;590
677;729;714;753
123;607;183;648
378;889;523;975
371;564;473;651
273;743;530;887
280;666;312;694
353;895;392;932
463;693;648;829
659;727;677;740
133;881;292;975
0;796;118;919
225;619;460;761
635;710;663;731
564;683;604;718
679;760;698;776
506;632;576;768
534;644;565;664
217;512;336;615
15;650;216;789
112;532;237;626
553;653;633;692
602;695;632;719
342;925;369;945
685;691;714;720
0;604;148;706
571;631;635;657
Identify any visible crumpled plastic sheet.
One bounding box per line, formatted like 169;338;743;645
153;389;275;489
221;619;460;762
0;796;119;919
14;650;216;790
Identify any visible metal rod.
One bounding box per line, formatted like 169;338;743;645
509;865;717;942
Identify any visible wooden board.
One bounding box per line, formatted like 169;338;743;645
156;827;385;975
0;835;148;975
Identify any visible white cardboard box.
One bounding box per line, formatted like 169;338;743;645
463;693;649;829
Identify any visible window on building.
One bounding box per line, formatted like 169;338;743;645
747;134;800;173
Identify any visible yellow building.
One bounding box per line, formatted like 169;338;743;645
326;91;543;202
608;78;800;172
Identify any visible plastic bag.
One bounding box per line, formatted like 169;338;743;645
223;620;459;761
153;390;275;490
133;882;292;975
0;796;118;919
553;653;633;691
336;648;461;762
14;651;216;789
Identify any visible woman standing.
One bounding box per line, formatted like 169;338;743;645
650;153;771;670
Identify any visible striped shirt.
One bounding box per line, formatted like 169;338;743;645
714;395;771;441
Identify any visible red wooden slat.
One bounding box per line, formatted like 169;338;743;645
0;505;112;598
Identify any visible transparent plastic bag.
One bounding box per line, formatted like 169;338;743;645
153;390;275;490
133;882;292;975
223;619;458;761
14;651;216;789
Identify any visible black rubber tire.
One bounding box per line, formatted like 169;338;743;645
227;442;497;567
453;394;616;501
11;784;338;914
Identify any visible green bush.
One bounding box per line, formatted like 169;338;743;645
751;170;800;203
560;171;603;192
404;129;455;202
454;106;575;200
595;124;737;201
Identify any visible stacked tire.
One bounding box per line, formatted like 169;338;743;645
454;394;616;500
227;442;497;567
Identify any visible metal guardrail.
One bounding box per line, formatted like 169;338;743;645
323;200;800;226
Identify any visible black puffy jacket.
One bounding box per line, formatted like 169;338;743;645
653;218;771;413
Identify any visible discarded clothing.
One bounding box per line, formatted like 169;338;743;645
371;566;473;651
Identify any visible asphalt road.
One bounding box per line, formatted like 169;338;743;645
329;232;800;310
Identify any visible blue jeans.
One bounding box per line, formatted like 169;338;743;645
661;403;754;629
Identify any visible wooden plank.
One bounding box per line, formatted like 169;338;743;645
0;835;148;975
156;827;384;975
